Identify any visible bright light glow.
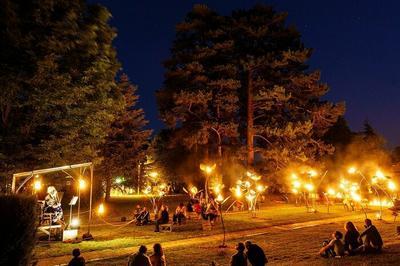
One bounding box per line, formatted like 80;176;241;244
292;188;298;194
246;192;255;201
327;188;335;196
308;169;317;177
244;181;251;188
200;163;216;174
388;181;397;191
213;183;223;194
34;180;42;191
291;173;298;180
149;171;158;178
143;186;152;195
247;171;261;181
62;229;78;242
293;180;301;188
234;186;242;198
350;192;361;202
256;184;264;192
115;177;123;184
78;179;86;190
375;170;385;179
348;167;357;174
71;218;80;227
216;194;224;203
190;186;198;195
98;203;105;215
369;198;393;207
304;183;314;192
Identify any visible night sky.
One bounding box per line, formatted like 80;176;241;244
95;0;400;147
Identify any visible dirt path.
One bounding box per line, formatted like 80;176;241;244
36;213;372;266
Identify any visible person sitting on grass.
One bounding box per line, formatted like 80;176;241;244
193;200;202;218
344;221;361;255
128;245;152;266
231;242;248;266
150;243;166;266
319;231;345;258
205;199;219;225
357;218;383;253
245;240;268;266
136;207;150;226
68;248;85;266
155;205;169;232
173;202;187;225
186;200;194;213
134;205;143;219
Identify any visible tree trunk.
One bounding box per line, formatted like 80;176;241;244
247;70;254;167
105;176;111;202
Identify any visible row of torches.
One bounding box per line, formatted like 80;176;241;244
289;167;397;208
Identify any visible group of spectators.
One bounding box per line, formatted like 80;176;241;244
128;244;166;266
127;240;267;266
230;241;268;266
319;218;383;258
67;219;384;265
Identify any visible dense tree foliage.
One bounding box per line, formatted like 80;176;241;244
157;4;344;180
99;74;152;200
0;0;122;178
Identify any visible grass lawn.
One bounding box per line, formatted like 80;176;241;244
34;196;389;260
88;216;400;265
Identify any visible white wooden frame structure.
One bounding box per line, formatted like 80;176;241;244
12;162;95;236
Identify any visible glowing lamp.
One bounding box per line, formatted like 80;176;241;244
388;181;397;191
375;170;385;179
71;218;80;227
304;183;314;192
256;185;265;192
190;186;198;194
78;179;86;190
200;163;216;174
115;177;123;184
327;188;335;196
34;180;42;191
98;203;105;215
348;167;357;174
293;180;301;189
149;172;158;178
351;192;361;202
234;186;242;198
308;170;317;177
216;194;224;203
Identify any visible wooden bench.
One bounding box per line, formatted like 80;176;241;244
160;223;172;232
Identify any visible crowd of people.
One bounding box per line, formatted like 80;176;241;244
319;219;383;258
67;219;385;265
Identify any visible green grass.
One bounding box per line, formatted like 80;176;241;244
88;216;400;265
34;202;378;259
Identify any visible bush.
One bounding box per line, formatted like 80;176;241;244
0;195;36;265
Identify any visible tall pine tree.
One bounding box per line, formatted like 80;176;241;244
157;5;240;166
158;4;344;179
0;0;122;178
100;74;152;200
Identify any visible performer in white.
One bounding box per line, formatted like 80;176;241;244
45;186;64;224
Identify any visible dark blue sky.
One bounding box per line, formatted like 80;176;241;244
96;0;400;147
